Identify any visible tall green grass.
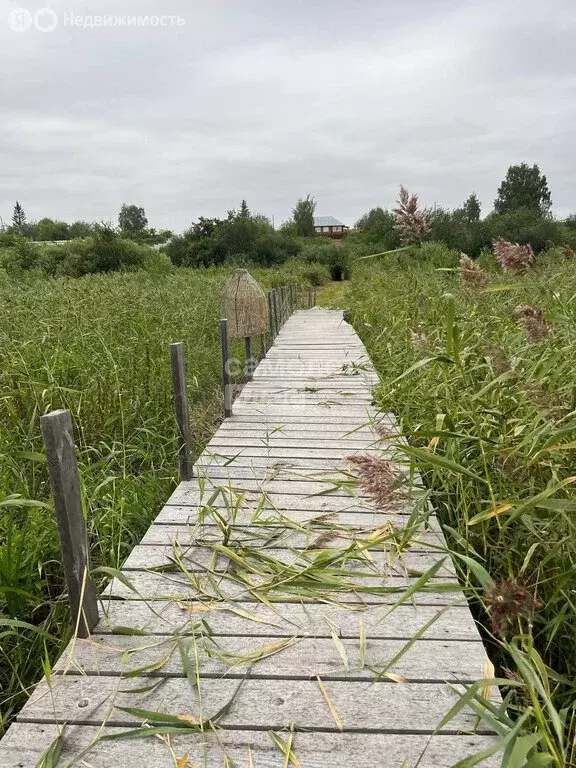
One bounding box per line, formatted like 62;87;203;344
328;247;576;763
0;261;319;728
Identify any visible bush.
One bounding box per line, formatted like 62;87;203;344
0;236;38;272
301;262;331;286
251;232;301;266
299;239;350;280
0;230;153;278
416;241;461;268
470;208;566;255
142;249;173;274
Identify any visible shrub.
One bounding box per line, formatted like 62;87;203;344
301;262;331;286
0;236;38;271
142;249;173;274
299;240;350;280
475;208;565;254
250;232;300;266
416;241;461;268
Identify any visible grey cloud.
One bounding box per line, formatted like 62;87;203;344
0;0;574;230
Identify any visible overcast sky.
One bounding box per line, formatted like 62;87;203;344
1;0;575;232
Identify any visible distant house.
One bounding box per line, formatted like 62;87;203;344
313;216;349;238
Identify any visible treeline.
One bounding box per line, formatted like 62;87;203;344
3;202;172;245
0;197;347;281
355;163;576;255
2;163;575;279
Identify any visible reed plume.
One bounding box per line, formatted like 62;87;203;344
514;305;550;343
346;453;399;509
485;578;540;637
393;186;430;245
493;237;535;271
460;253;488;286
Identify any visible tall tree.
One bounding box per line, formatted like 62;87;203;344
461;193;481;223
494;163;552;216
292;194;316;237
12;201;26;228
118;203;148;234
239;200;250;219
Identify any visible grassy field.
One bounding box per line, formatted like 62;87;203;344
320;247;576;764
0;261;316;728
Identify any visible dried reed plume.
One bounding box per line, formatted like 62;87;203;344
393;186;430;245
493;237;535;271
514;305;550;343
562;245;575;260
346;453;400;509
485;578;540;637
460;253;488;287
376;422;401;439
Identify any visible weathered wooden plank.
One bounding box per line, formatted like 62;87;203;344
156;505;439;530
223;413;392;424
19;676;495;733
55;634;488;682
194;455;369;470
140;522;444;548
95;599;481;641
167;477;389;500
232;406;377;418
192;465;373;482
197;446;382;459
226;391;378;403
102;570;460;603
163;489;431;518
0;723;502;767
153;505;444;542
219;428;382;439
207;438;379;451
122;543;456;576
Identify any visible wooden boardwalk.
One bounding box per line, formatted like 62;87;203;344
0;308;500;767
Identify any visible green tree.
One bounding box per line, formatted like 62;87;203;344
239;200;250;219
69;221;93;239
494;163;552;216
292;195;316;237
12;202;26;228
118;204;148;235
36;218;70;241
460;193;481;223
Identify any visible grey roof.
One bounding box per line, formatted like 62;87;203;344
314;216;345;227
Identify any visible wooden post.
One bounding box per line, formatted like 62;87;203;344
220;319;233;418
245;336;253;380
40;410;98;639
308;287;313;308
273;289;280;332
268;291;276;340
260;332;267;360
313;288;317;307
277;287;282;326
170;342;193;481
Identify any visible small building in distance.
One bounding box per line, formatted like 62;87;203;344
313;216;349;238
